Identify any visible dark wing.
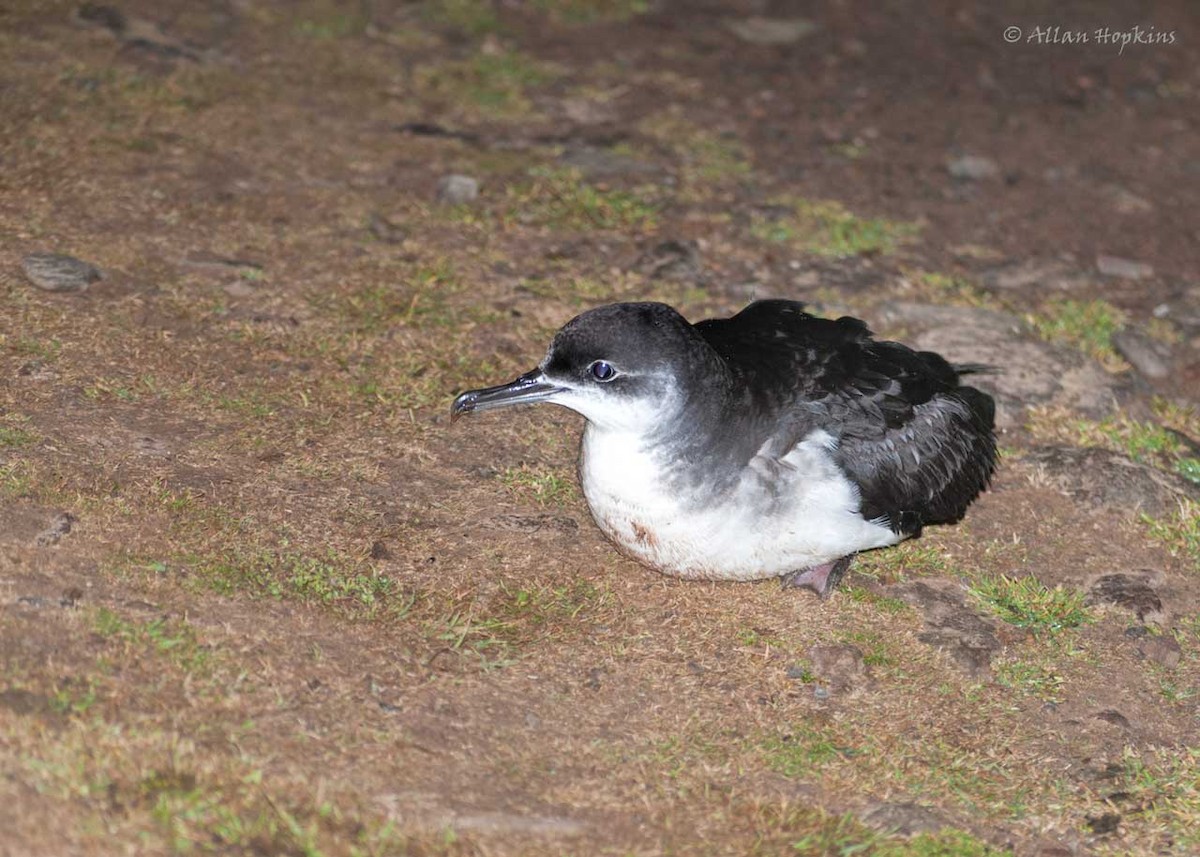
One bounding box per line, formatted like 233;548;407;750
696;300;997;533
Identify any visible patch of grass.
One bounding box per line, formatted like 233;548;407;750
422;0;500;35
50;678;98;716
844;586;911;615
1116;746;1200;852
10;720;415;857
531;0;649;24
151;548;403;615
499;579;606;628
0;425;36;448
760;727;850;776
499;462;579;506
902;271;1004;311
429;610;518;670
0;460;36;497
322;261;466;334
838;629;896;668
751;197;917;257
969;575;1092;636
993;658;1065;703
94;608;211;673
1142;499;1200;571
415;50;557;117
1028;299;1126;369
636;114;752;193
855;542;953;582
1025;407;1195;477
291;0;367;39
512;166;659;231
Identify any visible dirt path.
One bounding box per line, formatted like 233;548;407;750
2;2;1199;855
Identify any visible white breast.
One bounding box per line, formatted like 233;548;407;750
579;426;901;580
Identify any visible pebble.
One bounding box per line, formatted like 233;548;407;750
436;174;479;204
859;801;949;835
946;155;1000;181
1025;447;1198;517
806;643;868;690
1087;573;1164;624
726;17;817;46
1111;328;1171;379
1096;255;1153;280
1138;635;1182;669
21;252;102;293
35;512;76;547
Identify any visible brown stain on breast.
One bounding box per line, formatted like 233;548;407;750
631;520;658;549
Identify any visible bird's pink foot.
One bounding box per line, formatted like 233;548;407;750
780;555;853;599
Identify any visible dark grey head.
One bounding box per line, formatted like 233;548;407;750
451;302;715;432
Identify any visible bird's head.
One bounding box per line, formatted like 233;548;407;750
451;302;715;433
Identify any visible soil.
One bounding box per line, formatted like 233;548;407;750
1;2;1199;856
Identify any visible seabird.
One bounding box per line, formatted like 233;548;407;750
451;300;997;598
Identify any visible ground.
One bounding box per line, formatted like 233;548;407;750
1;2;1199;855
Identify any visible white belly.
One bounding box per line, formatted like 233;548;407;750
579;426;901;581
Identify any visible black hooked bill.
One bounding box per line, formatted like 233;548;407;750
450;370;561;422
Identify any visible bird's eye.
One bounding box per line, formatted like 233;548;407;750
589;360;617;382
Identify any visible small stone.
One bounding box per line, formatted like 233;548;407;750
946;155;1000;181
35;512;76;547
1097;255;1153;280
1138;635;1182;669
807;643;868;690
785;664;809;680
1087;574;1164;624
859;801;949;835
21;252;102;293
726;17;817;46
1112;328;1171;380
1025;447;1198;517
436;174;479;204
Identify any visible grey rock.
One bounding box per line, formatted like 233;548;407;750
806;643;868;690
1138;635;1182;669
726;17;817;46
947;155;1000;181
1024;446;1199;517
436;174;479;204
21;252;102;293
559;145;661;180
1097;255;1153;280
1112;328;1171;379
876;303;1119;428
894;579;1003;675
35;512;75;547
859;801;949;835
1087;574;1164;624
979;258;1088;292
